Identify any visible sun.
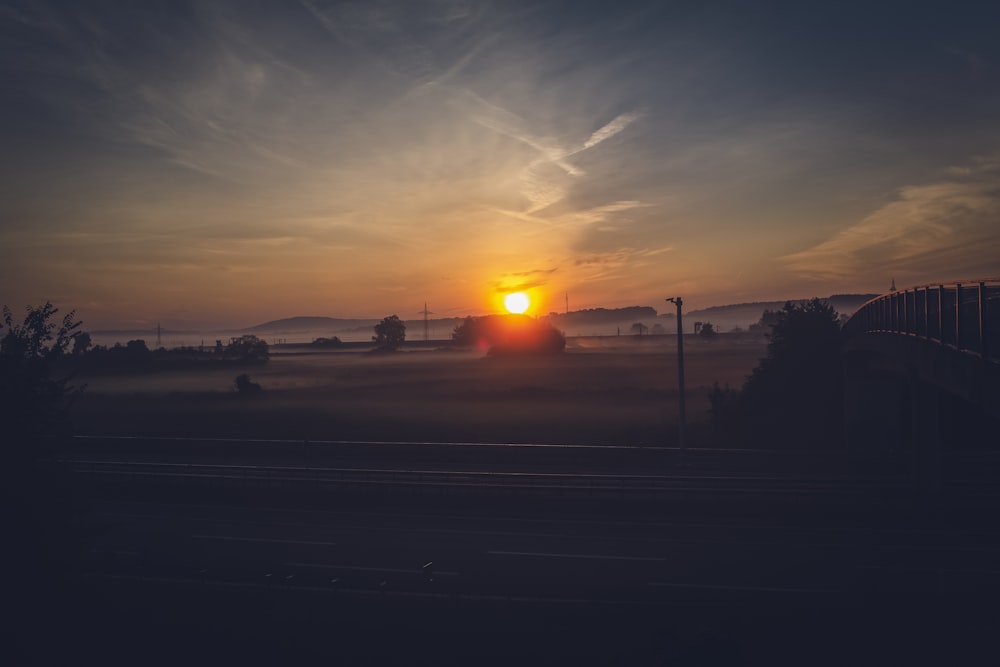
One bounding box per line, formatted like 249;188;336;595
504;292;530;314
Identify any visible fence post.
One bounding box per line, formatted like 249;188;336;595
980;281;988;358
938;286;944;345
955;283;962;350
903;289;909;333
922;287;929;339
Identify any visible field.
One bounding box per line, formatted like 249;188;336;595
72;335;768;447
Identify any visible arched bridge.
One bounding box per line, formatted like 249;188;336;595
841;279;1000;480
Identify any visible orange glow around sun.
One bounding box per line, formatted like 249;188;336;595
504;292;530;314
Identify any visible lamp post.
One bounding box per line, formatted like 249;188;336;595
666;297;686;458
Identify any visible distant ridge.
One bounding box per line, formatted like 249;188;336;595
683;294;878;331
242;294;879;336
687;294;878;318
543;306;658;328
243;316;378;332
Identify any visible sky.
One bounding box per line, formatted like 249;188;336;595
2;0;999;330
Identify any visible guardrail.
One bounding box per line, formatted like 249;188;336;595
842;278;1000;362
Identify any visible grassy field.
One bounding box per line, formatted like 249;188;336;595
72;335;768;447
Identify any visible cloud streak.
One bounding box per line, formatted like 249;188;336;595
783;157;1000;284
2;1;1000;327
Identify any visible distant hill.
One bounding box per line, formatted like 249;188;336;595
543;306;659;328
685;294;878;331
243;294;879;339
243;316;379;332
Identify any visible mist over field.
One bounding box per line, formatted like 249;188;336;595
86;293;876;348
73;335;767;447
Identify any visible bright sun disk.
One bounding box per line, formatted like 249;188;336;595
504;292;530;314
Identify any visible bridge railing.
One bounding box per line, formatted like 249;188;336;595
842;278;1000;363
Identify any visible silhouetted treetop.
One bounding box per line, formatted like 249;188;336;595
2;302;82;361
310;336;343;347
234;373;262;394
698;322;718;339
709;298;844;449
452;314;565;355
748;309;783;335
225;334;269;363
373;315;406;350
752;299;841;371
72;331;91;356
1;302;84;455
544;306;657;326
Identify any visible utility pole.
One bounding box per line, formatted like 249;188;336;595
666;297;686;457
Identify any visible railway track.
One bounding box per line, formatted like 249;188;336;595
63;457;915;501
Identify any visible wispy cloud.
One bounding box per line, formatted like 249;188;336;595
4;2;1000;327
574;246;673;283
513;112;643;213
491;267;558;293
581;112;641;151
783;157;1000;283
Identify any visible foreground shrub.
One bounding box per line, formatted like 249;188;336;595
234;373;262;394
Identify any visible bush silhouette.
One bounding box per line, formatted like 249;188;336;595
234;373;262;394
311;336;343;347
226;335;269;362
709;298;843;448
453;314;565;355
1;302;84;458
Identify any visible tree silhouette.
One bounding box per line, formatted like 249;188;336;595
1;302;84;458
748;308;782;335
225;334;269;362
126;338;151;357
2;304;87;645
234;373;262;394
311;336;343;347
698;322;718;339
488;320;566;356
72;331;91;355
451;316;479;346
373;315;406;350
709;298;843;448
630;322;648;337
452;314;565;355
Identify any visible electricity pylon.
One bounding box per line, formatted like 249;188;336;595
418;303;434;341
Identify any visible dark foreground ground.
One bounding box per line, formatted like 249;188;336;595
8;443;1000;666
26;568;999;666
10;338;999;663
